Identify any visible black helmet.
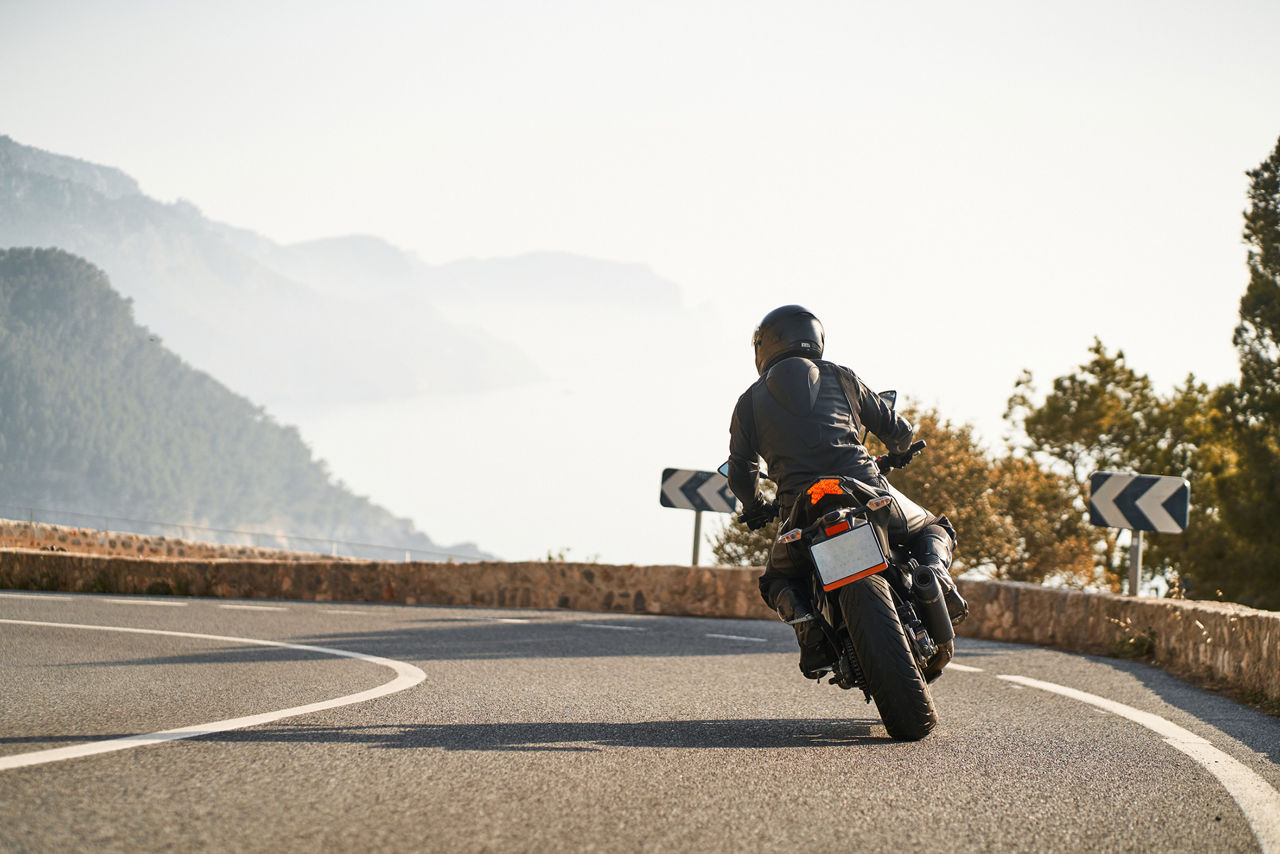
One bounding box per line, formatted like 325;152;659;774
752;305;824;375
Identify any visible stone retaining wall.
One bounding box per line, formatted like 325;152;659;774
1;549;1274;702
0;549;773;620
956;578;1279;702
0;519;343;562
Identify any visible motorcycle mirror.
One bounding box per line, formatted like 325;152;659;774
718;459;769;479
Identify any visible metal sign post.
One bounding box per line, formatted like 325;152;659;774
1129;530;1143;598
660;468;737;566
1089;472;1189;596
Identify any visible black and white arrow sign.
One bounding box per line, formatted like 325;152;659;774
660;469;737;514
1089;472;1190;534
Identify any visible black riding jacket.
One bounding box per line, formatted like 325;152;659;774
727;357;914;515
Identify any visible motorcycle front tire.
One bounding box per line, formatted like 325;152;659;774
838;573;937;741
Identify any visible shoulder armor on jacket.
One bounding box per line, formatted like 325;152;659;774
763;357;821;416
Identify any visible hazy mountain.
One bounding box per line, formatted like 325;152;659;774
0;135;538;412
0;135;691;416
0;247;488;560
0;133;701;562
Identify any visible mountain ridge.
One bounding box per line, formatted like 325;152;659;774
0;246;489;560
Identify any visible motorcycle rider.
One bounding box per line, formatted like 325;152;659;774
726;305;968;679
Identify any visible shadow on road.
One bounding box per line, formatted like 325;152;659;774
204;717;883;751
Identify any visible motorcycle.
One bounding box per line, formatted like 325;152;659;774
721;391;955;741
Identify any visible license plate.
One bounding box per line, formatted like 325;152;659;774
809;521;887;591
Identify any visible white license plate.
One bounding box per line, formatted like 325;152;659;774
809;521;887;591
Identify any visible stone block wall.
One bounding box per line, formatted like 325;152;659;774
0;549;772;619
0;519;342;562
955;579;1279;701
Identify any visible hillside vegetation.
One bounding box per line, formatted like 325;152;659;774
0;247;478;559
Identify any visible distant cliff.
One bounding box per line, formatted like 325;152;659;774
0;247;487;559
0;135;541;411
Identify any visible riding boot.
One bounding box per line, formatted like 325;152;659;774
774;586;838;679
911;526;968;625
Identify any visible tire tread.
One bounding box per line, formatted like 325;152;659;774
839;574;937;740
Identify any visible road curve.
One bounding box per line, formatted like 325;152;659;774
2;591;1278;852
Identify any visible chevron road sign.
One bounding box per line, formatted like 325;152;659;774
1089;472;1190;534
660;468;738;566
1090;471;1190;598
660;469;737;514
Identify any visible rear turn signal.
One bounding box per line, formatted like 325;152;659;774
867;496;893;511
778;529;802;544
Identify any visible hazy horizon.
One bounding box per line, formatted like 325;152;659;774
4;1;1279;564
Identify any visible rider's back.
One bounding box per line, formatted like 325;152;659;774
738;357;888;505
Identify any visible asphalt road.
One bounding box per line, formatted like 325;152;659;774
2;590;1279;853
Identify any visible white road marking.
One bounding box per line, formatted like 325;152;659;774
705;633;768;643
0;618;427;771
474;617;530;624
0;593;76;601
579;623;647;632
999;674;1280;853
947;663;984;672
320;609;368;615
219;604;287;612
104;598;188;607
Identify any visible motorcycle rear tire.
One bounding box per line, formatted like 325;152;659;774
839;573;937;741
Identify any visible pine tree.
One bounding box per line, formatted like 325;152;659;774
1214;136;1280;608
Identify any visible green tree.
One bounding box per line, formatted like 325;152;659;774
1113;376;1247;601
983;455;1095;585
1005;340;1162;590
1004;340;1262;605
1210;135;1280;608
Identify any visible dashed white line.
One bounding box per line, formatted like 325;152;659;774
219;604;287;612
104;598;188;607
0;618;426;771
947;663;984;672
320;609;368;615
579;623;647;632
999;674;1280;853
705;633;768;643
474;617;530;624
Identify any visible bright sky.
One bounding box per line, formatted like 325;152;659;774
5;0;1280;564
